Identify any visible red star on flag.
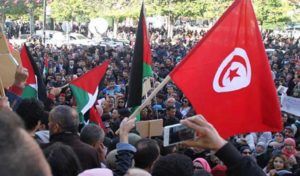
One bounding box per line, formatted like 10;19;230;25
228;68;240;81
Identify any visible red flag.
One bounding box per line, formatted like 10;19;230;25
170;0;282;138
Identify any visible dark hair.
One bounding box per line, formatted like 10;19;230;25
193;169;212;176
44;142;82;176
16;98;44;131
49;105;79;133
40;111;49;129
152;153;193;176
156;94;165;100
134;138;160;169
0;110;49;176
166;106;176;111
118;109;131;118
240;146;251;153
80;124;105;146
102;113;111;121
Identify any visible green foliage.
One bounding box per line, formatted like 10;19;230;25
50;0;91;22
1;0;43;21
253;0;295;29
1;0;299;29
1;1;28;18
87;0;141;19
150;0;231;19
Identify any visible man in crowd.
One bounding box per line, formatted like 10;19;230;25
46;105;100;170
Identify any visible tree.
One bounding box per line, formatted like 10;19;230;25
50;0;91;22
0;0;42;34
253;0;294;29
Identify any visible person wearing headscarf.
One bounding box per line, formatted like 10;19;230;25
281;138;298;168
282;138;297;158
193;157;212;173
268;132;285;150
254;142;271;168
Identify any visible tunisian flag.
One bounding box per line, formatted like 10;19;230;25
170;0;282;138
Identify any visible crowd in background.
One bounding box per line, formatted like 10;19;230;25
1;24;300;176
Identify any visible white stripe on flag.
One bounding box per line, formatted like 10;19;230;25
81;87;99;115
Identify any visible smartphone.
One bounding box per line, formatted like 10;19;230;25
163;123;195;147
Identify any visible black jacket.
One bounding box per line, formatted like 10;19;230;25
45;132;100;171
216;142;265;176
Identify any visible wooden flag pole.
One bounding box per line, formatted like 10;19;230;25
0;76;5;97
129;75;171;119
60;83;69;89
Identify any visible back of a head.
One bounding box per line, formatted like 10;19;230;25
125;168;152;176
134;138;160;170
106;149;118;170
128;133;142;146
78;168;113;176
0;110;51;176
44;142;82;176
80;124;105;146
152;153;193;176
193;169;212;176
16;98;44;131
49;105;79;133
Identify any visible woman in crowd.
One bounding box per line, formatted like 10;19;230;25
180;97;192;118
264;154;290;176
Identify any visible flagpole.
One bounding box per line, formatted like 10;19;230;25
129;75;171;119
0;76;5;97
60;83;69;89
150;77;160;119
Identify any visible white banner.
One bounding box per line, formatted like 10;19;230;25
281;95;300;117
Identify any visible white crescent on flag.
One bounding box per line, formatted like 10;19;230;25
213;48;252;93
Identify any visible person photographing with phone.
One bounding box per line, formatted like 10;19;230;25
153;115;266;176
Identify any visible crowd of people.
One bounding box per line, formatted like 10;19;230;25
0;24;300;176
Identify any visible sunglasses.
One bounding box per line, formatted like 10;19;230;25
118;101;124;103
242;151;251;154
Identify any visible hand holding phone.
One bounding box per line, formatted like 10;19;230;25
180;115;227;152
163;123;195;147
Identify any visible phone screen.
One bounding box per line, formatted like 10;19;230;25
165;124;195;146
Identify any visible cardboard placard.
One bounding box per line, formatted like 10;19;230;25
11;48;22;65
0;54;19;87
0;32;20;87
136;119;163;138
0;32;9;54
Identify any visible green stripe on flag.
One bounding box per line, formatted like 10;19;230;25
143;63;153;78
22;85;37;99
70;85;89;122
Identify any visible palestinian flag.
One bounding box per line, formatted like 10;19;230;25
127;3;152;121
70;60;109;123
20;45;47;102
